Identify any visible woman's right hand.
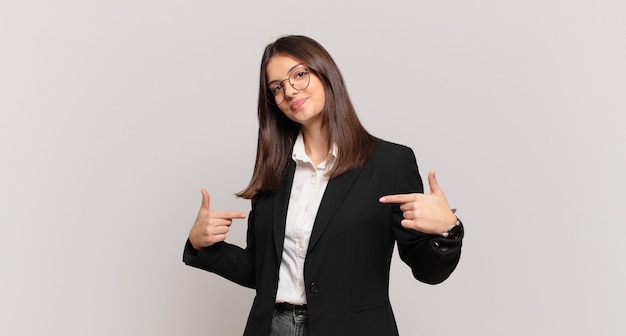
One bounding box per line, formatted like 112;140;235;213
188;189;247;250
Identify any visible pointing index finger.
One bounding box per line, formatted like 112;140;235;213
379;194;416;204
212;211;247;220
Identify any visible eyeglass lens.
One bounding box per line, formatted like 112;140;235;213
269;68;310;105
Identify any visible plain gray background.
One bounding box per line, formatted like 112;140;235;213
1;0;624;335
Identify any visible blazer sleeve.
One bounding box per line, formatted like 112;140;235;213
391;147;463;285
182;202;257;289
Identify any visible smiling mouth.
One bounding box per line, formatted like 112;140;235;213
290;98;308;110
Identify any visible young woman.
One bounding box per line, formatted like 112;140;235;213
183;35;464;336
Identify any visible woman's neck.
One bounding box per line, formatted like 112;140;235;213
301;125;329;166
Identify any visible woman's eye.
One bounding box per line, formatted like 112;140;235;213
295;71;307;78
271;85;282;94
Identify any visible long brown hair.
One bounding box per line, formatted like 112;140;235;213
237;35;377;199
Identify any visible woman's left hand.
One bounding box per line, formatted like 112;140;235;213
379;170;457;236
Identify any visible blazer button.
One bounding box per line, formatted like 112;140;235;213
309;282;320;294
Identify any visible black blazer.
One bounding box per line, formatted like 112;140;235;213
183;140;462;336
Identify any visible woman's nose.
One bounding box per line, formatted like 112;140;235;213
284;83;299;99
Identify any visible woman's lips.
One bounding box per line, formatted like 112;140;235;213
290;98;308;110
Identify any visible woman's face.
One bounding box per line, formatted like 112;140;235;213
266;54;326;130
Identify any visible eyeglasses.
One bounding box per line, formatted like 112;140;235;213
267;66;311;105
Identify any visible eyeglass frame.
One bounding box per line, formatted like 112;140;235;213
265;65;312;105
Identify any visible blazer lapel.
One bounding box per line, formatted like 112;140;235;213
273;160;296;264
307;168;361;254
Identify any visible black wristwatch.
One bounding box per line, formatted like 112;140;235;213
442;218;463;239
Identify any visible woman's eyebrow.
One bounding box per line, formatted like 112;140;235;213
267;63;303;85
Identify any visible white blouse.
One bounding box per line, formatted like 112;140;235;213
274;133;336;305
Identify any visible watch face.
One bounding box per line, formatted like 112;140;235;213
447;222;463;239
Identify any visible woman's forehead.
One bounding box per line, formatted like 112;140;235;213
266;54;304;80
